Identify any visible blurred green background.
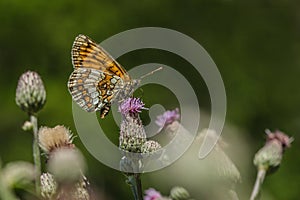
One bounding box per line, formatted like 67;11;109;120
1;0;299;199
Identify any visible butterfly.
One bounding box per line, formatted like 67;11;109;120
67;34;140;118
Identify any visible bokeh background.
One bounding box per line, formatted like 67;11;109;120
1;0;299;199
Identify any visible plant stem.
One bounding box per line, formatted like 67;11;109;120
128;173;143;200
30;115;41;195
250;169;266;200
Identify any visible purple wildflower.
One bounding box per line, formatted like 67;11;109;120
155;108;180;129
144;188;162;200
119;97;147;115
265;130;293;150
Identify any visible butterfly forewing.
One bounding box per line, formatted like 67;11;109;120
72;34;130;81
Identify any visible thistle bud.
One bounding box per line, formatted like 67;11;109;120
72;178;90;200
254;130;293;173
119;98;147;153
141;140;161;153
15;71;46;115
40;173;57;199
169;186;190;200
22;121;33;131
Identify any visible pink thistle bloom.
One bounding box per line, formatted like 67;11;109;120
144;188;162;200
155;108;180;129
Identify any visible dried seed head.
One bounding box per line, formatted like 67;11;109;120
47;148;86;183
15;71;46;115
38;125;74;153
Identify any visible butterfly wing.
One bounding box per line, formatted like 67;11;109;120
68;68;124;117
72;34;130;81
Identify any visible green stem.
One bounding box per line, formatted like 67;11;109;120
30;115;41;195
128;173;143;200
250;169;266;200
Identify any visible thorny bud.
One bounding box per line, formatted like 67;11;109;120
254;130;293;173
119;98;147;153
141;140;161;153
15;71;46;115
40;172;57;199
169;186;191;200
22;121;33;131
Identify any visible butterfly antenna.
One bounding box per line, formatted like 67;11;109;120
139;66;163;79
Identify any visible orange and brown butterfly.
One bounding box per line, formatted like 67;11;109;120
67;34;140;118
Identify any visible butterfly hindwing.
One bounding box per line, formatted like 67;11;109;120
72;34;130;81
68;68;123;113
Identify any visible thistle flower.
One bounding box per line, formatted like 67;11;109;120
38;125;74;154
119;98;147;153
254;130;293;172
15;71;46;115
155;108;180;129
47;148;86;183
169;186;190;200
40;173;57;199
144;188;162;200
119;97;147;116
250;130;293;200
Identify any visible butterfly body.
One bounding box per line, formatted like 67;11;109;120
68;34;137;118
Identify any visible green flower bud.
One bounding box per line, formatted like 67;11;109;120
119;115;147;153
169;186;190;200
16;71;46;115
254;130;293;173
22;121;33;131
